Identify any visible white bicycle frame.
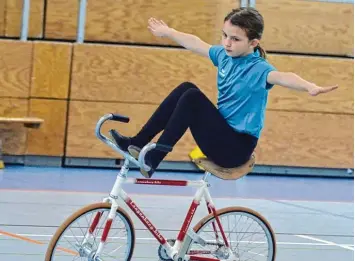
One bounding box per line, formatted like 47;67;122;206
84;114;234;261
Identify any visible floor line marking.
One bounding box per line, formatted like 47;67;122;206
1;233;354;248
0;230;76;255
296;235;354;251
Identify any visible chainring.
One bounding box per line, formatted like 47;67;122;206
158;239;175;261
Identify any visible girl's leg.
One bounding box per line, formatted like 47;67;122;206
114;82;198;150
146;88;258;175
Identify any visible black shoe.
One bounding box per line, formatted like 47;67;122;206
109;129;131;151
128;145;155;178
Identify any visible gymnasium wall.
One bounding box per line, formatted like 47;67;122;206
0;0;353;169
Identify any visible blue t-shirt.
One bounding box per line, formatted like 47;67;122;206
209;45;276;138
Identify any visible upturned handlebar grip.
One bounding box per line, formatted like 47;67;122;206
110;113;130;123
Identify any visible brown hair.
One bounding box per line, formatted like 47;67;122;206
224;7;266;59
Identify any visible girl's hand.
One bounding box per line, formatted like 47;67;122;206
308;84;338;96
148;18;171;37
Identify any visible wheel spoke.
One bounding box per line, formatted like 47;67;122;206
46;204;134;261
189;208;275;261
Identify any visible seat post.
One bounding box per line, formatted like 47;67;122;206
202;171;211;182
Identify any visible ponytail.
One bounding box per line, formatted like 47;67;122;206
255;45;266;59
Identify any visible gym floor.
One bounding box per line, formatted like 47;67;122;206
0;166;353;260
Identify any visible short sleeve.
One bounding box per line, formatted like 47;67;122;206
259;61;277;90
208;45;225;67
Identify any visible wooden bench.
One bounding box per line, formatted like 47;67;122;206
0;117;44;168
0;117;44;128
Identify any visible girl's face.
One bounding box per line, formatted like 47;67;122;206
222;20;259;57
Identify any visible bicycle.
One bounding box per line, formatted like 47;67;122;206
45;113;276;261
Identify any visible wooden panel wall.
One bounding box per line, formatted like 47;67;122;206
0;40;33;155
66;101;194;161
267;55;353;114
27;99;67;156
0;1;5;35
45;0;78;40
44;0;237;44
0;41;71;157
4;0;44;38
71;45;352;112
68;44;214;161
84;0;237;45
1;0;353;169
43;0;353;56
0;40;33;98
31;42;72;99
27;41;72;156
71;45;217;103
258;0;354;56
257;111;353;168
66;102;353;168
66;44;353;168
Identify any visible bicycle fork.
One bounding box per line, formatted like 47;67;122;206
78;164;130;260
76;202;117;261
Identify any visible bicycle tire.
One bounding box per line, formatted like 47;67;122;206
190;206;276;261
45;202;135;261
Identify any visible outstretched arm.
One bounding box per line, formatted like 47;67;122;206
148;18;211;58
267;71;338;96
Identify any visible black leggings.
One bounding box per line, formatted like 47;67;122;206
130;82;258;169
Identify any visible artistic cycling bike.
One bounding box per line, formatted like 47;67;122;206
45;113;276;261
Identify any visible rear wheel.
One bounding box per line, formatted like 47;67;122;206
188;206;276;261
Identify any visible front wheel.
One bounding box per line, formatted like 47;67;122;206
45;202;135;261
188;206;276;261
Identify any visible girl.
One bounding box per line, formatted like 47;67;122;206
112;7;338;178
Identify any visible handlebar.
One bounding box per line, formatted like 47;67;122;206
95;113;172;172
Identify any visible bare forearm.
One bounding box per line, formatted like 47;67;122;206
166;29;210;56
277;72;317;92
267;71;338;96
